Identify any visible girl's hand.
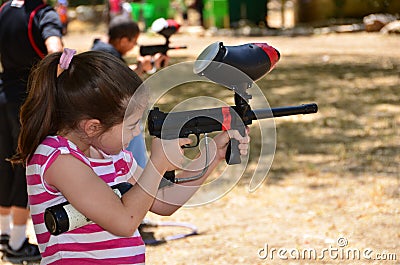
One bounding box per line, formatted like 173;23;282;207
149;137;192;172
213;128;250;161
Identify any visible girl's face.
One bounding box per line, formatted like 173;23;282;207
94;110;143;155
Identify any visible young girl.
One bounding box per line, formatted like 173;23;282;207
12;49;249;264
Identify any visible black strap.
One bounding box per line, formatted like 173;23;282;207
28;3;47;58
139;219;198;246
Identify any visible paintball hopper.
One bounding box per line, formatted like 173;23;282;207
151;18;181;39
194;42;280;88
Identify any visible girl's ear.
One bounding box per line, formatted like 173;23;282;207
81;119;102;137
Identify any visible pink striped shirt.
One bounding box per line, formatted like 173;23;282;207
27;136;145;264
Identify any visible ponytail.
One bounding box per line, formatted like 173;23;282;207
12;52;61;164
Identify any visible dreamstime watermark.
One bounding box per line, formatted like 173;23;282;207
257;237;397;261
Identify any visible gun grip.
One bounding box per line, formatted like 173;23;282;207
226;139;241;164
225;126;246;165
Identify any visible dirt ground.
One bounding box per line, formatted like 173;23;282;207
1;22;399;264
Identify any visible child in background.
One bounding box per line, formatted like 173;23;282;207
92;14;168;77
55;0;68;35
11;49;249;264
108;0;121;21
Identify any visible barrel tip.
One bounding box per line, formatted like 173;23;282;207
304;103;318;113
311;103;318;113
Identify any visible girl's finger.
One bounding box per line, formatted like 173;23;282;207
179;137;192;147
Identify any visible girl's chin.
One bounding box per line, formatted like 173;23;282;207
101;148;124;156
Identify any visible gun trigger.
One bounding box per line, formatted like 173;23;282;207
182;134;200;148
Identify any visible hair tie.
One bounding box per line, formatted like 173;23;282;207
57;48;76;77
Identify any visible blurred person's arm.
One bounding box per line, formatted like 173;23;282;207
45;36;63;54
40;6;64;54
130;53;169;76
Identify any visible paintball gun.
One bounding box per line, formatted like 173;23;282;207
148;41;318;183
139;18;187;61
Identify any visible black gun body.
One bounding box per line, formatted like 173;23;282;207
139;45;187;56
148;103;318;138
149;107;230;139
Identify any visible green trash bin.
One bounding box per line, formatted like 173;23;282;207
203;0;229;28
130;2;155;29
130;3;141;21
145;0;170;22
143;3;155;28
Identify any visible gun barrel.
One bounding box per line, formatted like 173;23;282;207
253;103;318;119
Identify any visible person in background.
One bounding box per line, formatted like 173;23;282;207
0;0;63;263
106;0;121;23
55;0;68;35
91;15;168;167
171;0;188;25
189;0;203;27
92;15;168;77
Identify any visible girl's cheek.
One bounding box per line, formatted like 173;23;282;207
132;126;141;138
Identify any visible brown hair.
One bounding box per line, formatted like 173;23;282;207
108;15;140;41
12;50;144;164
